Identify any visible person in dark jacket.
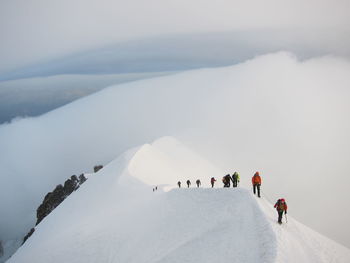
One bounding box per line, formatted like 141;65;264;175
210;177;216;188
274;198;288;224
232;172;240;187
196;179;201;188
177;181;181;188
222;174;231;187
186;180;191;188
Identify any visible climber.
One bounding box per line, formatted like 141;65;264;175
177;181;181;188
186;180;191;188
252;171;262;197
232;172;240;187
210;177;216;188
196;179;201;188
223;174;231;187
274;198;288;224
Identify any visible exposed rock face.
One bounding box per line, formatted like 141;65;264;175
36;184;65;225
63;175;80;197
94;165;103;173
0;240;3;256
26;173;88;244
22;228;35;244
79;174;87;184
35;174;87;226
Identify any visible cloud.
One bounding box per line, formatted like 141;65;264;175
0;72;174;123
0;0;349;72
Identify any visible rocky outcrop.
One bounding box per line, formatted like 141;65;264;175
22;228;35;244
36;184;65;225
0;240;3;256
63;175;80;197
36;174;87;226
79;174;87;184
94;165;103;173
22;174;88;245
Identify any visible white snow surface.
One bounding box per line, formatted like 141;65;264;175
7;137;350;263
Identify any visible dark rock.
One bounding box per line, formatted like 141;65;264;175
36;184;65;225
35;172;89;226
63;175;79;196
23;228;35;244
0;240;3;256
79;174;87;184
23;171;90;251
94;165;103;173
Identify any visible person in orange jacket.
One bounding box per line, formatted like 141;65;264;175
252;171;262;197
274;198;288;224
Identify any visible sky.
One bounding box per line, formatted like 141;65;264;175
1;0;350;73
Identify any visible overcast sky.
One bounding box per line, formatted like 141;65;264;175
1;0;350;72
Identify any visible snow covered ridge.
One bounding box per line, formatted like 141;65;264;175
7;137;350;263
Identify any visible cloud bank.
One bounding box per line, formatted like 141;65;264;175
1;0;349;72
0;72;174;124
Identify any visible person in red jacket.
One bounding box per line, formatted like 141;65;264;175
252;171;262;197
274;198;288;224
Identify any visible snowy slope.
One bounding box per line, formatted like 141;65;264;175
7;137;350;263
128;136;224;188
258;199;350;263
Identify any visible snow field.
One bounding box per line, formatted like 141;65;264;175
7;139;277;263
7;137;350;262
257;198;350;263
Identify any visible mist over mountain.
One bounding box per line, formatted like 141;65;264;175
2;30;349;82
0;72;174;124
2;29;349;124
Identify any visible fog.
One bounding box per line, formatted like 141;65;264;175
0;72;175;123
2;30;350;81
2;29;350;124
1;53;350;251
